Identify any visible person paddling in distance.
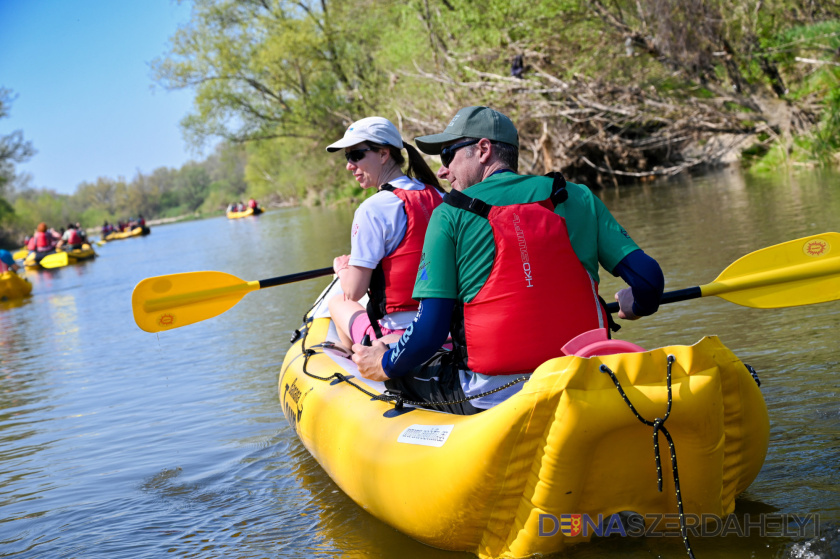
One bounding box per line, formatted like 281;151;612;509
326;116;444;352
26;222;58;254
56;223;84;251
351;106;665;415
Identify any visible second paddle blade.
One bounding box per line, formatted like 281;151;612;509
132;271;256;333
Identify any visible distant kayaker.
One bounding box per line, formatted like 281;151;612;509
352;106;664;415
57;223;84;251
247;198;258;210
0;249;20;273
325;116;444;351
26;223;58;253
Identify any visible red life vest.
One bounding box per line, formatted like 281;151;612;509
66;229;82;245
32;231;54;252
366;184;442;335
445;176;608;376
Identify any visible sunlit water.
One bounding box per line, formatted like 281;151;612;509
1;167;839;559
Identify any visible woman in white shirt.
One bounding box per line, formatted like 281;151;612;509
326;116;444;351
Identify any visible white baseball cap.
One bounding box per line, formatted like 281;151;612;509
326;117;404;152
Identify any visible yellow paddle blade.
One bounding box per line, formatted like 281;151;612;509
132;271;260;333
38;252;71;269
13;248;28;260
703;232;840;308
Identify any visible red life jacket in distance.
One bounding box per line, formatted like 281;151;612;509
66;229;82;245
447;187;607;376
367;184;442;325
31;231;54;252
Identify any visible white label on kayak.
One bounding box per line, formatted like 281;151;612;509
397;424;454;447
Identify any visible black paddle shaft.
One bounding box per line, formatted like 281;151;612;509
259;267;334;289
605;287;702;314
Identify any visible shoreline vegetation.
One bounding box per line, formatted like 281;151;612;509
2;1;840;248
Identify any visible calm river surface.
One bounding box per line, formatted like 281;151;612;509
1;167;839;559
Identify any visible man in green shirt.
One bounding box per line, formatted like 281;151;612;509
352;106;664;414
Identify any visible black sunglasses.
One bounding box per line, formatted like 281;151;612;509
345;148;374;163
439;139;481;167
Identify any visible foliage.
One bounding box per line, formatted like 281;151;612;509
4;0;840;247
0;89;37;247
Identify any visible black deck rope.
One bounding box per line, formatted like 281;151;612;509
300;343;529;409
599;356;696;559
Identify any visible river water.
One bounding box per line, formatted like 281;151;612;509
1;167;839;559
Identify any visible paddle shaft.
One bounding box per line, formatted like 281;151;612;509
259;267;334;288
605;287;700;314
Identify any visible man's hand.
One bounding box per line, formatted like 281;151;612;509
351;339;390;381
615;287;640;320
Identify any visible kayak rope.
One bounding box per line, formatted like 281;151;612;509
370;376;530;411
290;277;340;344
298;344;529;410
599;356;696;559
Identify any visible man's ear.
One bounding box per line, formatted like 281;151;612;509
477;138;494;163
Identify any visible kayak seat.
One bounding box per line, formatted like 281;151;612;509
561;328;646;358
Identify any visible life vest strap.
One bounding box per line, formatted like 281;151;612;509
442;190;493;218
545;171;569;206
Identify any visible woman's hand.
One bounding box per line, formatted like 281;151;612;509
333;254;350;274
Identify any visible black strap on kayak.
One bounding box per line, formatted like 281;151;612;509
290;277;339;344
599;356;696;559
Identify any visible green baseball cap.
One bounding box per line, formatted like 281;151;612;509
415;106;519;155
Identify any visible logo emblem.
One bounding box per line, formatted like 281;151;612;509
158;313;175;327
560;514;582;537
803;238;829;257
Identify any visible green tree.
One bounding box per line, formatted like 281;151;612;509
0;89;36;247
176;164;211;212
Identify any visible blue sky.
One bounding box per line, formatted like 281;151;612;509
0;1;200;195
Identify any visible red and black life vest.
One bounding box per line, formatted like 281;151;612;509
445;173;608;376
366;184;442;337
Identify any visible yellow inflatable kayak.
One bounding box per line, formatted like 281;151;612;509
0;271;33;300
65;244;96;261
279;293;769;558
102;226;150;242
23;244;96;269
227;207;262;219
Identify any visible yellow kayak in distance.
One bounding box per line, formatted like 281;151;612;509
101;226;150;242
0;271;33;300
279;292;769;558
226;207;263;219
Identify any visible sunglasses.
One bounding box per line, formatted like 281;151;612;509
439;139;481;167
344;148;374;163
